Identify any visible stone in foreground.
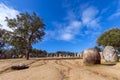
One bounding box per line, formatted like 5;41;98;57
80;52;83;58
11;63;29;70
83;48;101;65
99;52;104;59
103;46;119;62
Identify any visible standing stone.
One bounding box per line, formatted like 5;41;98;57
80;52;83;58
99;52;104;59
83;48;101;64
103;46;119;62
76;53;80;57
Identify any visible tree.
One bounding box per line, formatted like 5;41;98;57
0;25;3;49
0;28;5;59
4;12;45;60
55;51;75;56
31;48;47;57
94;46;102;52
97;28;120;52
0;29;5;51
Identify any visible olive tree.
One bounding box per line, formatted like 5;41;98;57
4;12;45;60
97;28;120;52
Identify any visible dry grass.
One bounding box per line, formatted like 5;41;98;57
0;58;120;80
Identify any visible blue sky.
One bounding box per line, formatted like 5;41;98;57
0;0;120;53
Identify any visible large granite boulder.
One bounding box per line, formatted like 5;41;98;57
99;52;104;59
83;48;101;64
103;46;119;62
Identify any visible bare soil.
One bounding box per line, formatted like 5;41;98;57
0;58;120;80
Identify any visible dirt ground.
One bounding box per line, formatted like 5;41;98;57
0;58;120;80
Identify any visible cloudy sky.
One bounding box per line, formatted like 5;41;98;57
0;0;120;53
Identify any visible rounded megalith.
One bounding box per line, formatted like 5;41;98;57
103;46;119;62
83;48;101;65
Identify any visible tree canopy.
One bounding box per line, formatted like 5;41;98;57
3;12;45;60
0;29;5;50
97;28;120;50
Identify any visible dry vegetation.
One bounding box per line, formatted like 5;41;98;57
0;58;120;80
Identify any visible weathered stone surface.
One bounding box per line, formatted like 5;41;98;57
83;48;101;64
80;52;83;58
99;52;104;59
11;63;29;70
103;46;119;62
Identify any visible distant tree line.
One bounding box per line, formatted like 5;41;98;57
48;51;78;57
0;47;78;59
0;47;48;59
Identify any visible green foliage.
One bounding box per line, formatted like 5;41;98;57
94;46;102;52
3;12;45;60
0;29;5;51
50;51;76;56
97;28;120;51
30;48;47;57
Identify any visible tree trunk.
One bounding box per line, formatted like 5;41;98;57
25;44;30;60
26;49;29;60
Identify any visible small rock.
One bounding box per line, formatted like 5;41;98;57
11;63;29;70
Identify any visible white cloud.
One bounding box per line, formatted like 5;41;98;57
47;6;101;42
61;33;73;41
64;11;76;21
109;0;120;19
60;20;82;41
82;7;100;28
47;20;82;41
0;3;19;31
109;11;120;19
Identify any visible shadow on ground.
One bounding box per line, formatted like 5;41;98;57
101;63;116;66
38;57;81;60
